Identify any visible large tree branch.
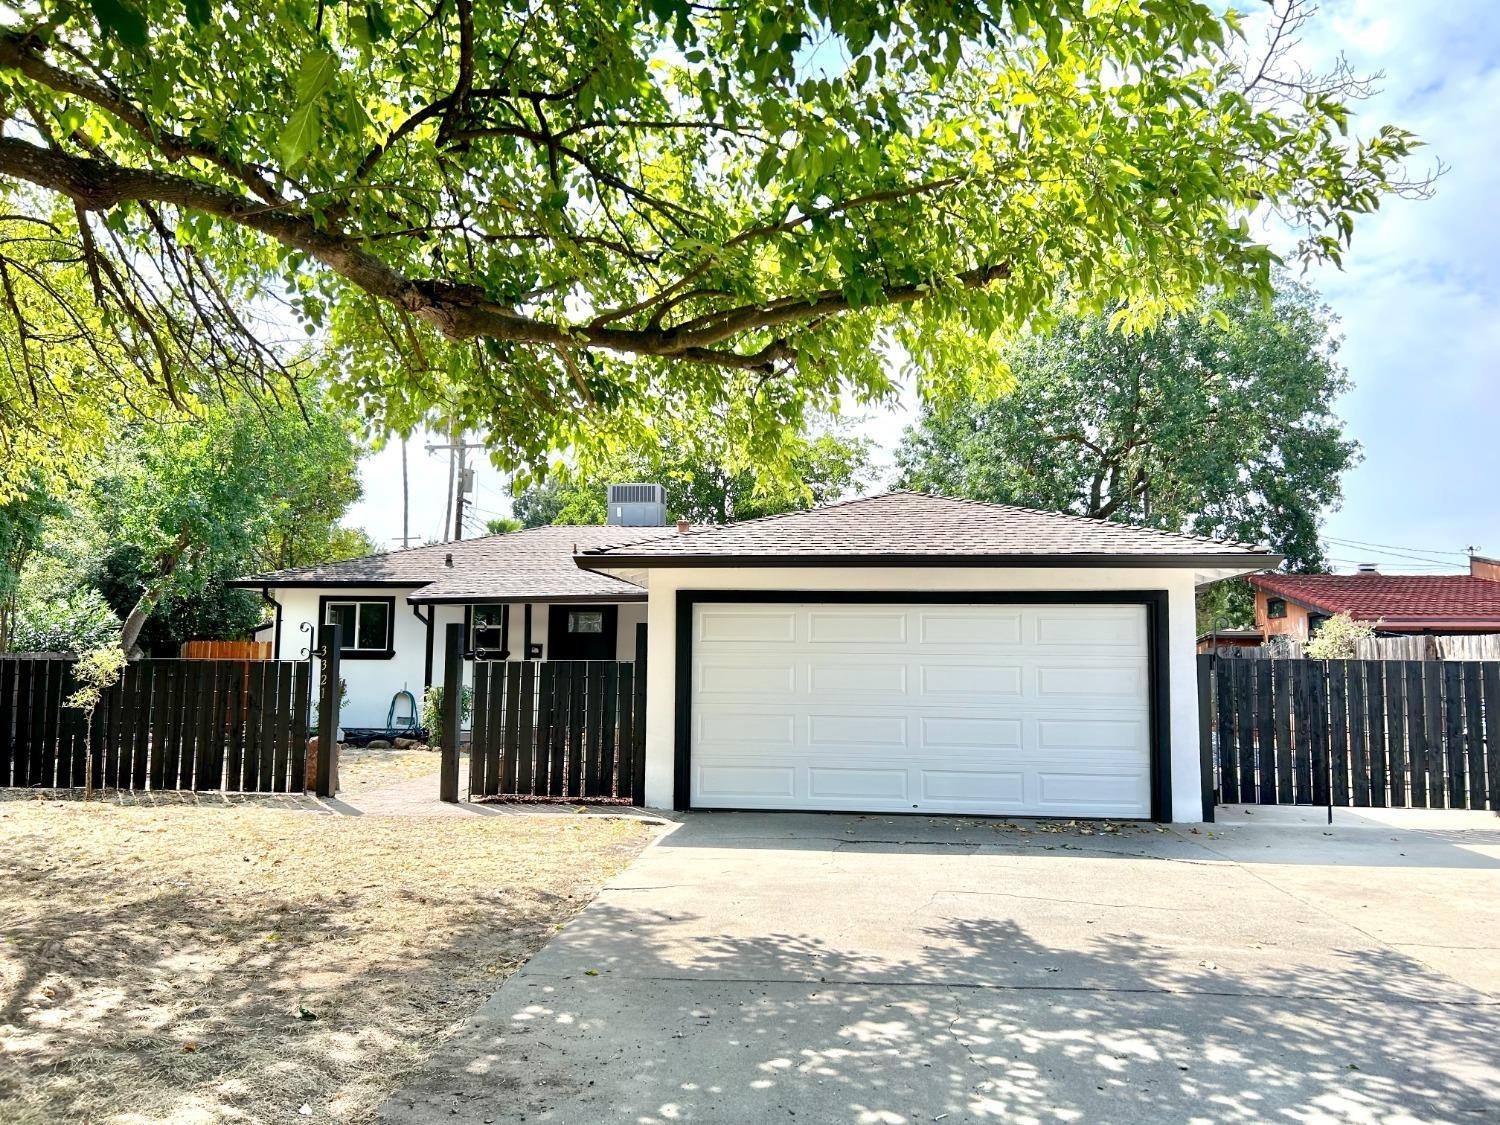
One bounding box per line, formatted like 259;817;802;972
0;30;285;206
0;137;1009;371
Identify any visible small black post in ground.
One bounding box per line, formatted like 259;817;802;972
440;622;464;803
316;621;342;797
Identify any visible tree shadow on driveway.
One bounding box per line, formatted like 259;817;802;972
380;817;1500;1124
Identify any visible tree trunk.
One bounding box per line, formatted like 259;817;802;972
119;589;158;657
120;528;191;656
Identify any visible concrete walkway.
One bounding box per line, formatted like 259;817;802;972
379;810;1500;1124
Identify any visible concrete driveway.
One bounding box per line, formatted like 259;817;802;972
380;810;1500;1124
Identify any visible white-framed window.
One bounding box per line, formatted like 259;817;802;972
323;598;393;654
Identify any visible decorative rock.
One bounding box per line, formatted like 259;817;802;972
366;739;393;749
393;737;418;749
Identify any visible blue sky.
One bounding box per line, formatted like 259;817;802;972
350;1;1499;573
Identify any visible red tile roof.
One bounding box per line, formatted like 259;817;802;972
1250;573;1500;629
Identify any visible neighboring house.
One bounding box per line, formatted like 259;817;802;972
575;491;1276;822
236;489;1276;822
1249;556;1500;641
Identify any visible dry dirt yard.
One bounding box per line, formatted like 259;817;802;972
0;785;655;1123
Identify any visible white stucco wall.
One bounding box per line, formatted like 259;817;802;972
270;589;650;729
639;567;1205;822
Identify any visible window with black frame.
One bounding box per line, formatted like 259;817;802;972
1266;597;1288;620
471;603;509;657
323;599;392;654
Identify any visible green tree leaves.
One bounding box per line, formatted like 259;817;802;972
280;49;340;167
0;0;1423;487
896;275;1358;573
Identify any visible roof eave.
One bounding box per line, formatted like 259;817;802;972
406;590;647;605
227;577;427;589
576;551;1283;571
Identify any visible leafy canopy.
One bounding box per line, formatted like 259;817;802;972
89;384;368;649
897;274;1357;569
0;0;1421;475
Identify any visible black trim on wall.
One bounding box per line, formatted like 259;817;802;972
411;602;434;687
673;590;1175;822
316;594;398;660
258;585;283;660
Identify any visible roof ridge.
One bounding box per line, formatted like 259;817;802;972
641;489;1270;554
578;494;893;554
915;491;1270;552
244;522;660;583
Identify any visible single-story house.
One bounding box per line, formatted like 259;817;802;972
238;490;1277;822
231;524;672;728
1249;557;1500;640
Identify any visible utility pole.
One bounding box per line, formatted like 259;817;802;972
426;430;476;542
400;436;411;549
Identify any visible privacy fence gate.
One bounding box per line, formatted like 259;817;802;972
0;626;344;796
1198;655;1500;814
445;622;647;805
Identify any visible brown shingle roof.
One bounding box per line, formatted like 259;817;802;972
235;525;666;602
1250;572;1500;628
578;492;1279;567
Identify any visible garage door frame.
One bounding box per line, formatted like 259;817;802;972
673;589;1173;821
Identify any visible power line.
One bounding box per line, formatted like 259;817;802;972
1323;540;1467;568
1325;535;1469;558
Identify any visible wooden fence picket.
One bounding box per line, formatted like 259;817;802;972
0;655;312;796
1198;654;1499;813
461;654;648;805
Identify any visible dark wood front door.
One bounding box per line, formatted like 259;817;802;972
547;604;618;660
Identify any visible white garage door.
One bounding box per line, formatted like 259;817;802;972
689;601;1153;818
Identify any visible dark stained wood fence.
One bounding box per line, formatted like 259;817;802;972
466;626;646;804
1199;655;1500;811
0;656;312;793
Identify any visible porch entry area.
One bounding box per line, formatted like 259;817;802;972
438;622;648;805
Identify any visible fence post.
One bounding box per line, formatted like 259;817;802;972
1197;654;1215;823
440;623;464;803
631;622;648;806
315;622;341;797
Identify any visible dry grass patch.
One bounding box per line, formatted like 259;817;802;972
0;798;655;1123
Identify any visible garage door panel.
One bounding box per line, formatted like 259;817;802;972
697;609;797;644
918;611;1023;646
807;609;908;644
1036;717;1148;753
920;715;1024;750
696;659;798;695
1033;608;1144;647
919;663;1024;699
1036;771;1149;810
1035;664;1148;699
806;713;908;748
808;766;908;800
696;710;796;748
697;763;796;799
808;660;908;696
920;770;1026;803
689;602;1152;818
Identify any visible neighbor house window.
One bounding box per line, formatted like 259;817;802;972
568;610;605;634
1266;597;1288;620
471;604;508;655
323;599;392;653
